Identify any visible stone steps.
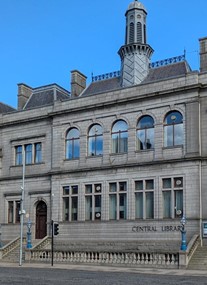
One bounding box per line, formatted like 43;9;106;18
188;246;207;270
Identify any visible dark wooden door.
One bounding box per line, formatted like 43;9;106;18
35;201;47;239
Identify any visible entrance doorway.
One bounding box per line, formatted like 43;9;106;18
35;201;47;239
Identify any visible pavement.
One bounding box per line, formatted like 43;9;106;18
0;262;207;277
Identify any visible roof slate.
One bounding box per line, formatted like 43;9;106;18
142;61;191;84
24;87;70;110
22;60;193;109
81;77;121;97
0;102;16;114
82;61;192;97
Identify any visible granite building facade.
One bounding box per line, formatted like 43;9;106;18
1;0;207;252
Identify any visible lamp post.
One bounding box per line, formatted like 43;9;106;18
26;219;32;249
180;215;187;251
0;224;2;248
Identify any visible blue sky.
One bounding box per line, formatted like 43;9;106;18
0;0;206;108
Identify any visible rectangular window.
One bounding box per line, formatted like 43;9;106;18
85;184;102;221
8;200;20;224
109;182;127;220
63;185;78;221
162;177;183;219
15;146;22;165
35;143;42;163
135;179;154;219
15;143;42;166
25;144;32;164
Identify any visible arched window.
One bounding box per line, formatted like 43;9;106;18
137;115;154;150
88;124;103;156
129;22;134;43
112;120;128;153
65;128;80;159
164;111;183;147
137;22;142;42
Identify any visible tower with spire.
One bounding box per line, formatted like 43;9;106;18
118;0;154;87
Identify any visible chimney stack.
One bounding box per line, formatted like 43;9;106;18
71;70;87;97
199;37;207;73
17;83;33;110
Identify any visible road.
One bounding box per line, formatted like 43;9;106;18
0;265;207;285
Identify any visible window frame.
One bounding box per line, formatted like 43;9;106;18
111;120;128;154
63;185;79;222
164;111;183;147
109;181;127;220
15;142;42;166
65;128;80;160
162;177;183;219
87;124;103;157
85;183;102;221
136;115;154;151
8;200;21;224
135;179;154;219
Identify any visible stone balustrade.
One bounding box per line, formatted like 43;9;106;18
0;237;20;259
26;249;179;268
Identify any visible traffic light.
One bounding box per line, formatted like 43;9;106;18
54;223;59;236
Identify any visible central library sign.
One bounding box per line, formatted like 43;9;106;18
132;225;182;233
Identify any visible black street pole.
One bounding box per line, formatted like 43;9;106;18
51;220;54;267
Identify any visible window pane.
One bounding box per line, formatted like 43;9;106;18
138;116;154;128
15;201;21;223
85;185;92;194
8;201;14;223
164;125;173;147
16;146;22;165
174;190;183;217
135;192;143;219
146;192;154;219
67;128;79;139
174;124;183;145
165;111;183;124
112;120;128;132
135;181;143;190
96;136;103;155
88;137;95;156
63;186;69;195
119;132;128;153
174;178;183;188
72;185;78;195
137;129;145;150
119;182;127;191
63;197;69;221
95;184;102;193
146;180;154;190
146;128;154;149
119;193;126;219
89;124;102;136
95;195;101;220
109;183;117;192
163;178;171;188
71;197;78;221
163;191;171;218
109;195;116;219
112;134;119;153
85;196;92;220
73;139;80;158
35;143;42;163
25;144;32;164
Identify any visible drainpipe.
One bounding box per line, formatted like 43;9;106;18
198;96;203;246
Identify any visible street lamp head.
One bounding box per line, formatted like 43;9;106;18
180;215;186;226
27;220;32;230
